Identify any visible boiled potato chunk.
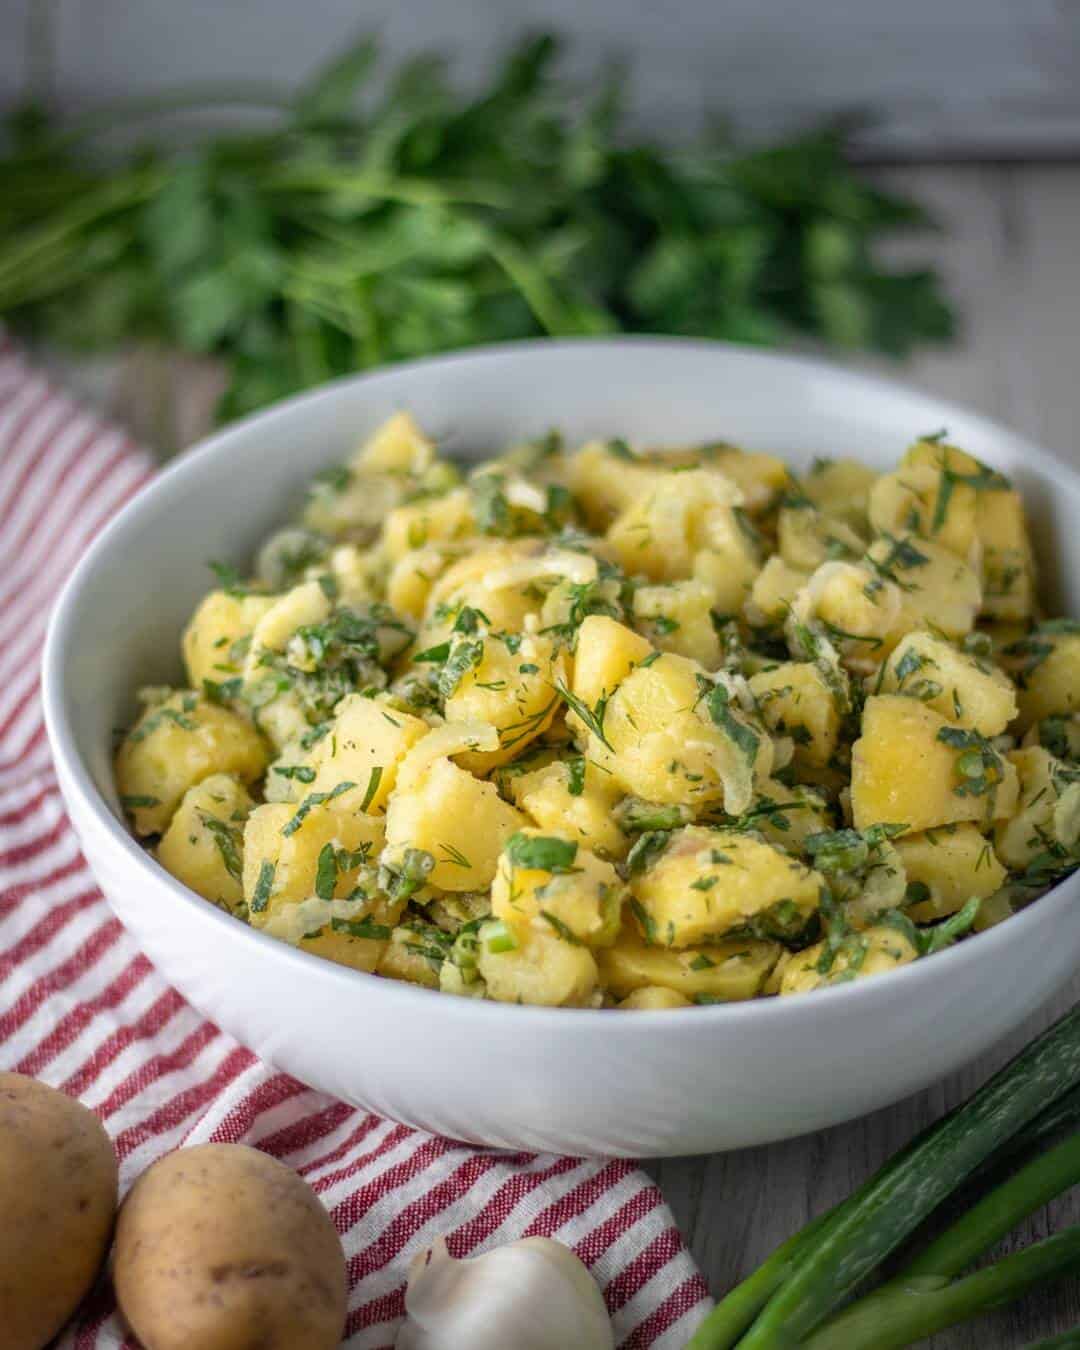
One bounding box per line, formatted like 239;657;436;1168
617;986;693;1010
870;438;986;564
598;930;781;1002
157;774;254;912
419;543;542;642
1003;626;1080;730
793;562;904;673
356;410;435;475
605;468;743;582
632;579;722;667
445;633;564;772
477;924;599;1007
383;756;526;891
377;928;441;989
243;801;385;909
304;413;434;539
748;661;840;768
182;589;274;690
308;692;429;815
492;830;625;947
995;747;1080;870
116;691;268;836
896;823;1007;921
511;757;625;859
780;924;919;994
865;534;982;639
246;579;332;662
114;1143;346;1350
0;1073;119;1350
977;488;1036;621
802;457;878;530
382;487;474;561
571;615;652;708
778;504;864;572
702;446;789;514
243;801;389;972
563;440;673;530
876;630;1017;735
851;695;1018;834
597;655;772;812
387;545;453;618
744;555;810;629
730;782;834;852
630;826;823;947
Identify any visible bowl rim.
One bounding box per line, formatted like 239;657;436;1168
40;335;1080;1032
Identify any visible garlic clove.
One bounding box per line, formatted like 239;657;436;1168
396;1234;614;1350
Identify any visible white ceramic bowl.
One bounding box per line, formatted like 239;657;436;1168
43;339;1080;1157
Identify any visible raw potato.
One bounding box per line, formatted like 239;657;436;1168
114;1143;346;1350
0;1073;118;1350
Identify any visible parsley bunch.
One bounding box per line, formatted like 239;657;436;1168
0;34;953;424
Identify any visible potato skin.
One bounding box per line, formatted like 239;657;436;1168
114;1143;346;1350
0;1073;118;1350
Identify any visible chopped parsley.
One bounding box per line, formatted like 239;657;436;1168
282;781;357;837
505;832;579;873
250;860;276;913
554;681;612;750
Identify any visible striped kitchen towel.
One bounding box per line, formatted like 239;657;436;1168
0;334;712;1350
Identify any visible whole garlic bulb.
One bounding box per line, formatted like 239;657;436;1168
396;1235;615;1350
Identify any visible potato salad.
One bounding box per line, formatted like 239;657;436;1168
116;415;1080;1008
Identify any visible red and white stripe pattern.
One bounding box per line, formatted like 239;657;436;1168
0;335;711;1349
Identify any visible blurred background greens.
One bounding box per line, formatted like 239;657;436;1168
0;30;955;446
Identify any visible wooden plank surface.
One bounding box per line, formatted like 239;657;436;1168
6;1;1080;159
648;162;1080;1347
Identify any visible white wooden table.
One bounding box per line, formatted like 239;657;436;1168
648;163;1080;1347
59;161;1080;1346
